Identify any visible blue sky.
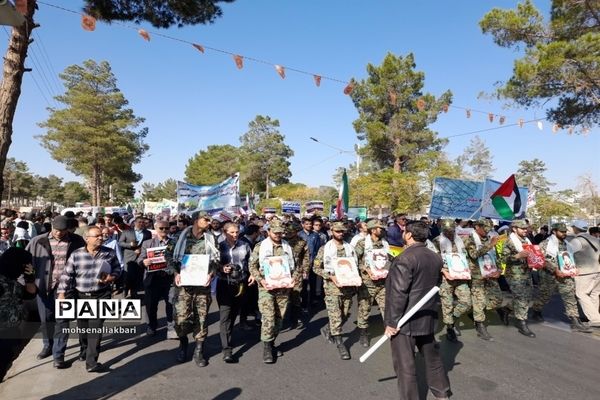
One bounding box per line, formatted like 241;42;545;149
3;0;599;196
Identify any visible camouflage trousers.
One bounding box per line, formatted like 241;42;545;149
439;277;471;325
357;281;386;329
470;278;504;322
173;286;212;341
532;269;578;318
323;281;356;335
505;275;532;321
258;287;290;342
290;276;304;308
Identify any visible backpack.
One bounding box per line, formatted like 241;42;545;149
0;275;26;329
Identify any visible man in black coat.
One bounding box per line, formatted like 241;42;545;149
384;221;451;400
119;217;152;299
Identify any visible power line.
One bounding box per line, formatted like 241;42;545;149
27;45;59;106
442;118;547;139
32;30;63;95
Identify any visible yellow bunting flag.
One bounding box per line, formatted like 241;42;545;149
343;82;354;95
81;15;96;31
138;29;150;41
275;65;285;79
192;44;205;53
313;75;321;87
234;55;244;69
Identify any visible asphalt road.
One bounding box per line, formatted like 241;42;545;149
1;294;599;400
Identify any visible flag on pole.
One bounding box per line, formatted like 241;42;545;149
490;174;522;220
336;169;349;219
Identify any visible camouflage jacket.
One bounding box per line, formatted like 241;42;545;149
501;236;529;279
314;241;357;296
538;237;567;274
165;230;219;275
354;236;390;286
249;240;302;284
463;234;497;280
287;236;310;276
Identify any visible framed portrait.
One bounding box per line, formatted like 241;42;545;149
477;252;498;278
332;257;362;286
366;249;389;279
180;254;209;286
443;252;471;280
557;251;577;276
261;256;293;288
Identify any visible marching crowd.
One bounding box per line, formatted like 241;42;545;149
1;207;599;377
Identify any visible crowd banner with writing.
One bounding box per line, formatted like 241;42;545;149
177;173;240;214
144;199;178;215
305;200;324;215
329;205;368;221
281;201;301;217
480;178;528;221
429;178;484;219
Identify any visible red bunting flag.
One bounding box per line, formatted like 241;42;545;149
488;113;494;123
313;75;321;87
568;126;574;135
343;82;354;95
518;118;524;128
275;65;285;79
552;124;560;133
233;55;244;69
15;0;27;14
416;98;426;111
466;109;471;118
499;116;506;125
81;15;96;31
138;29;150;41
192;44;205;53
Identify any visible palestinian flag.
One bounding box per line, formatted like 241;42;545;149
336;169;349;219
491;174;522;220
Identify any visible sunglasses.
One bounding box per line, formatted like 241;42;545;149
157;227;169;231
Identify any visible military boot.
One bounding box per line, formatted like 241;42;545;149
570;317;593;333
176;336;188;363
446;325;458;343
531;310;544;322
452;322;461;336
334;336;350;360
358;328;370;348
320;325;334;344
497;307;510;326
263;341;274;364
516;320;536;338
193;341;207;367
475;322;493;341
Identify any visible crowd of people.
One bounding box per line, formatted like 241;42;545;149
0;207;599;384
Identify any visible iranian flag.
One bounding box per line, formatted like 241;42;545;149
336;169;349;219
490;174;522;220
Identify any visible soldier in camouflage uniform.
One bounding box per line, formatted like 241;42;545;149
432;219;472;342
166;211;220;367
532;223;592;333
313;222;359;360
501;219;535;338
355;219;390;348
285;221;310;329
463;219;508;341
249;220;300;363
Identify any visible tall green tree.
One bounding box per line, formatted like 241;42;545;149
35;174;64;210
516;158;554;195
480;0;600;128
141;178;178;201
185;145;241;186
63;181;91;206
38;60;149;206
239;115;294;199
2;158;34;205
456;135;495;181
349;53;452;173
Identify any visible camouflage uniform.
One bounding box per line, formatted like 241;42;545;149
501;229;532;321
433;236;472;325
463;235;504;322
249;239;298;342
532;236;578;318
313;240;358;336
286;232;310;312
166;230;219;341
355;236;389;328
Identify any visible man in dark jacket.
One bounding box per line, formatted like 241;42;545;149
119;217;152;299
26;216;86;361
384;221;451;400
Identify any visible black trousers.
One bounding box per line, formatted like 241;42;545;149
390;333;451;400
144;275;174;330
36;289;56;347
77;289;111;369
216;279;246;351
240;282;258;322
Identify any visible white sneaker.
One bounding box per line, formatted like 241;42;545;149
167;322;178;340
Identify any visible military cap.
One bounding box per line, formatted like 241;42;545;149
268;219;285;233
331;221;347;232
285;221;302;232
440;219;456;231
511;219;528;229
551;222;567;232
366;219;386;230
191;211;212;221
475;218;494;231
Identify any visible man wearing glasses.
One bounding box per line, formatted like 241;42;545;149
139;220;176;338
387;214;408;248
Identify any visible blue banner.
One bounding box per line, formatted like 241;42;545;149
429;177;484;219
177;173;240;214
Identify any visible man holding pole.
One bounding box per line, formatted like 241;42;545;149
384;221;451;400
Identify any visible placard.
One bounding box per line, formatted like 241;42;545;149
443;253;471;280
146;246;167;272
523;244;545;270
180;254;210;286
366;249;389;280
557;251;577;277
477;252;499;278
261;256;293;288
332;257;362;286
